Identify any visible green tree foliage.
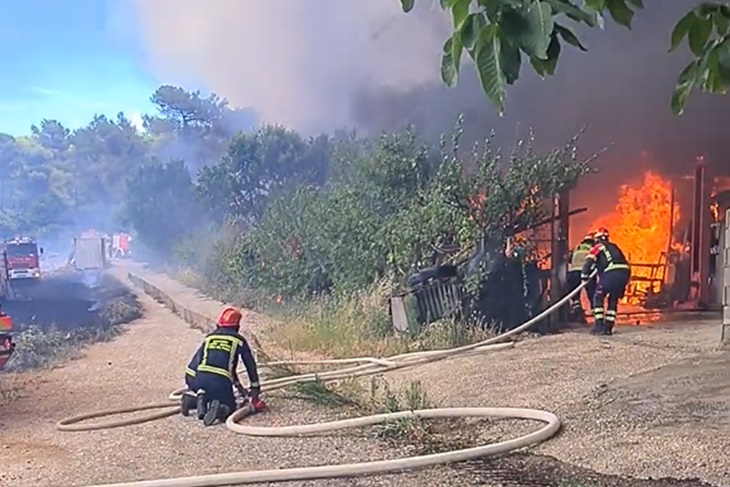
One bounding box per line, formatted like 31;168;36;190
1;82;596;330
218;124;592;300
196;125;333;223
119;158;203;256
399;0;730;115
0;85;252;241
144;85;256;170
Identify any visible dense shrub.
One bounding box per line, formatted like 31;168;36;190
197;125;592;312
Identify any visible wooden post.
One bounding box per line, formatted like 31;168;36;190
722;208;730;346
548;191;570;331
690;160;713;305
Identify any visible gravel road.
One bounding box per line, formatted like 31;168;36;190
3;265;728;487
387;321;730;485
0;290;465;487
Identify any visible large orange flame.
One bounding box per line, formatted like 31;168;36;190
589;171;680;301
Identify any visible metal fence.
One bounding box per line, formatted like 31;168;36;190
390;279;463;333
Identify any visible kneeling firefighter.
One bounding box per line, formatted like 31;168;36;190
567;233;596;322
581;227;631;335
181;306;265;425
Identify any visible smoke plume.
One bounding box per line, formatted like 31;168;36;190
130;0;730;222
130;0;449;132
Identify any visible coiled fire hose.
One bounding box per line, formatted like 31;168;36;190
57;274;597;487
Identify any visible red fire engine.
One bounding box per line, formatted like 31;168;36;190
1;236;44;301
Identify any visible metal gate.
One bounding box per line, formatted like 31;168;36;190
722;208;730;344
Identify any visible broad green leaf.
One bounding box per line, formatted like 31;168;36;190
544;0;599;27
670;11;697;52
714;37;730;82
677;59;699;84
499;38;522;84
478;0;503;22
452;30;465;80
671;81;692;115
441;36;459;87
530;34;561;77
555;23;587;51
451;0;471;28
605;0;634;28
460;13;487;51
703;47;726;93
584;0;606;11
695;2;724;19
522;1;555;59
626;0;643;8
688;16;713;56
713;10;729;35
473;25;506;113
400;0;416;13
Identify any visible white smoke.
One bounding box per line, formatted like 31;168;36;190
129;0;450;132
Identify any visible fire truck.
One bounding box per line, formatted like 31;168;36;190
0;307;14;371
1;236;44;301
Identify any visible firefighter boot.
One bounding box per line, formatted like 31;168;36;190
203;399;220;426
203;400;231;426
180;392;196;417
196;390;207;420
603;322;614;335
590;320;605;335
218;404;231;422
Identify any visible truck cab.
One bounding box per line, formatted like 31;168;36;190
3;237;43;280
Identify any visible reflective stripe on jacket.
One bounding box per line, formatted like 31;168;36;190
568;242;592;272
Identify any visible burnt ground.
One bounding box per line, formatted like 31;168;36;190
2;271;134;330
453;454;719;487
1;271;142;374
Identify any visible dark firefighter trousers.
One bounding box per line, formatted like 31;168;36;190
567;270;596;313
592;269;631;332
185;375;199;394
196;372;237;412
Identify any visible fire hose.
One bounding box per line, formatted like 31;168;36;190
57;274;596;487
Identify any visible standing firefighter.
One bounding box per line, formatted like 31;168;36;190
567;233;596;322
581;227;631;335
181;307;264;425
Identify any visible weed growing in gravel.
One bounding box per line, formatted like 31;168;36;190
281;372;434;445
370;380;432;443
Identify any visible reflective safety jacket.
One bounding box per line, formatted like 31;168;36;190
185;327;260;389
568;241;593;272
581;241;630;278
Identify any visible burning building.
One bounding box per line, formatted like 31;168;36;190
573;158;730;312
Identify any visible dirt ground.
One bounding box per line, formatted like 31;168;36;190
1;265;729;487
387;321;730;485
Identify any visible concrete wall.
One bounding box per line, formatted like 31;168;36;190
127;271;217;334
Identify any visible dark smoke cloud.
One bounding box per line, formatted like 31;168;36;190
129;0;728;228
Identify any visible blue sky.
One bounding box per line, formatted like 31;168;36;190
0;0;159;135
